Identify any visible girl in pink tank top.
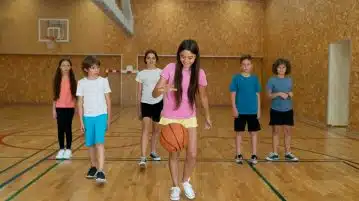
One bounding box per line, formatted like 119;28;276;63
52;58;77;160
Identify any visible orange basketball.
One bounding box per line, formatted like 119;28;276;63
160;123;188;152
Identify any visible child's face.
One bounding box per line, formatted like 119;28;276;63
180;50;196;68
86;64;100;77
145;53;157;66
60;60;71;74
277;64;286;75
241;59;252;73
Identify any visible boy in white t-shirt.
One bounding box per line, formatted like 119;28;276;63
135;49;163;168
76;55;111;183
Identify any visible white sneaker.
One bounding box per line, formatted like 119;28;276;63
63;149;72;159
182;179;195;199
55;149;65;160
170;186;181;201
138;157;147;168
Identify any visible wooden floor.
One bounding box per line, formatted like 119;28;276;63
0;105;359;201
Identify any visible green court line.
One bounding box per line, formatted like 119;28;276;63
5;162;60;201
4;141;85;201
246;161;287;201
4;113;121;200
0;135;82;189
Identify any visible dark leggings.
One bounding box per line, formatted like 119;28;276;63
56;108;75;149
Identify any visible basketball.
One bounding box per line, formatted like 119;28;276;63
160;123;188;152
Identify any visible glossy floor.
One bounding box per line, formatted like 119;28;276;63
0;105;358;201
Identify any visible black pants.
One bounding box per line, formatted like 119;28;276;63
56;108;75;149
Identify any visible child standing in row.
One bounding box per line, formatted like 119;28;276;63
76;55;112;183
52;58;77;160
230;54;261;165
136;49;163;168
153;39;212;201
265;58;298;162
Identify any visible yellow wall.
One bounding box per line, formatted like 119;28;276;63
264;0;359;131
0;0;265;106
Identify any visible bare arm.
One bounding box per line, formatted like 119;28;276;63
105;93;111;123
77;96;84;130
199;86;210;119
231;92;237;110
52;101;56;119
257;92;261;118
152;77;168;98
137;82;142;113
267;89;282;99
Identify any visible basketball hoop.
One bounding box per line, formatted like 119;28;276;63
45;36;57;49
121;65;138;74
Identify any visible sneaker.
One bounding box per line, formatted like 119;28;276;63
55;149;65;160
182;179;195;199
285;152;298;162
249;155;258;165
170;186;181;201
96;171;106;183
266;152;279;161
63;149;72;160
150;152;161;161
86;167;98;179
235;154;243;164
139;157;147;168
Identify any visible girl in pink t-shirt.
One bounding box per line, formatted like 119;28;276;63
153;39;212;201
52;58;77;160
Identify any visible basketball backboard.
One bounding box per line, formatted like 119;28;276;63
38;18;69;42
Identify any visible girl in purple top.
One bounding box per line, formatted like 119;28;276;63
153;39;212;201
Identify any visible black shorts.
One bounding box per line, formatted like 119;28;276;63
269;109;294;126
234;114;261;132
141;101;163;122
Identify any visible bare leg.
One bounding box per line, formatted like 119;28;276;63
96;144;105;171
140;117;151;157
182;127;197;182
151;122;160;153
283;126;292;153
169;151;180;186
249;132;258;155
89;146;97;167
272;126;280;153
236;132;244;154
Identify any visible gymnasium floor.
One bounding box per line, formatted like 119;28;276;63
0;105;359;201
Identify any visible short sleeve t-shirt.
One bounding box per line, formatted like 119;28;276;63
229;74;261;114
76;76;111;117
135;68;163;104
161;63;207;119
266;76;293;112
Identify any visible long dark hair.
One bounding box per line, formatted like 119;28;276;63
53;58;77;101
174;39;200;110
144;49;159;64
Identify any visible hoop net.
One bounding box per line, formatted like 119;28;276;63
45;36;57;49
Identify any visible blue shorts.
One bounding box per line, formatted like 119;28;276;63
83;114;108;147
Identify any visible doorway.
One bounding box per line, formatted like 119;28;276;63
327;39;351;127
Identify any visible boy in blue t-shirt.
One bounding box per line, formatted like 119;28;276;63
229;54;261;165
